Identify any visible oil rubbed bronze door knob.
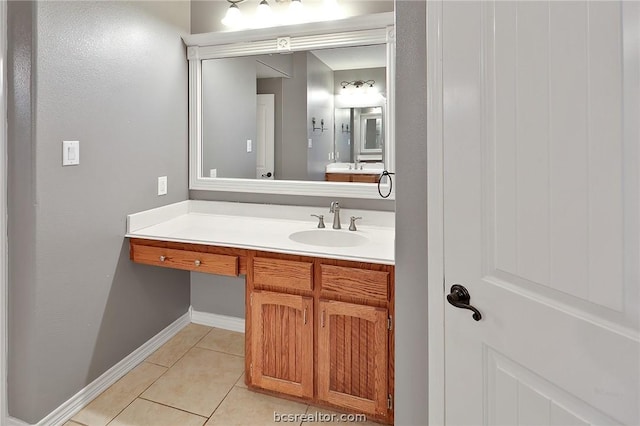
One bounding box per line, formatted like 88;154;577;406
447;284;482;321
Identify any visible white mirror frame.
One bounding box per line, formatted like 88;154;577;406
182;13;395;199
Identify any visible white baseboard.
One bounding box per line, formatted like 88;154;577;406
191;309;245;333
8;310;191;426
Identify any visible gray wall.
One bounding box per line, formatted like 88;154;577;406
306;52;334;181
7;1;191;422
394;0;429;424
334;107;352;162
202;57;257;179
280;51;309;181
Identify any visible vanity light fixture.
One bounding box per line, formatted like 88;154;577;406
341;79;375;89
256;0;273;17
289;0;303;14
221;0;244;27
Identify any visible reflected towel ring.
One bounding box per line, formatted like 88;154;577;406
378;170;395;198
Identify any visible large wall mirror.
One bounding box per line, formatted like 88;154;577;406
183;13;395;199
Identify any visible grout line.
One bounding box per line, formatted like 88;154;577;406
103;364;171;426
193;344;245;359
137;396;209;419
143;359;173;368
205;373;243;421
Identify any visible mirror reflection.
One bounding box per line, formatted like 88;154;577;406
200;44;387;182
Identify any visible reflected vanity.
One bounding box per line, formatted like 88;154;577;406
183;12;395;199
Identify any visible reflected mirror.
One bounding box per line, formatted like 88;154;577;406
201;44;387;182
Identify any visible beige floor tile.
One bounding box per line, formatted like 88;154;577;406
141;347;244;417
234;372;247;388
72;362;166;426
196;327;245;357
109;398;207;426
205;387;308;426
303;406;384;425
145;323;211;367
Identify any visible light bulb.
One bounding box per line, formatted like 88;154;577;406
221;3;242;28
255;0;275;27
323;0;343;19
289;0;304;21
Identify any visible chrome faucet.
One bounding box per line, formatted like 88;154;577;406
329;201;341;229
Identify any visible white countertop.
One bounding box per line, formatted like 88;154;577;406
126;200;395;265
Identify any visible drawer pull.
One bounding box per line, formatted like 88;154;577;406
194;259;201;267
159;255;166;262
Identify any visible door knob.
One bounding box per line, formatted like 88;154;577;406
447;284;482;321
261;172;272;178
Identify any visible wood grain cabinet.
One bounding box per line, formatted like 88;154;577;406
250;290;314;399
247;254;395;424
318;300;389;418
129;239;394;424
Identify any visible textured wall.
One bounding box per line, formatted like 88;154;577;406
202;57;257;178
7;1;191;422
394;0;429;423
306;52;334;181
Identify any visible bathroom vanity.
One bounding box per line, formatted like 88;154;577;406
126;200;395;423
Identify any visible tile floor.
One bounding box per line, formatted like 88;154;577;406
66;323;383;426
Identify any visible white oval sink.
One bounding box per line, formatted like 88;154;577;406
289;229;369;248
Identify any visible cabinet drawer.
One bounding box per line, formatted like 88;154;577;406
132;244;238;276
253;257;313;291
320;265;389;302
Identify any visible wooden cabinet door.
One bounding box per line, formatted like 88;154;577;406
318;300;389;418
250;290;314;399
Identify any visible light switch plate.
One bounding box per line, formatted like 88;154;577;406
158;176;167;196
246;139;252;153
308;139;313;148
62;141;79;166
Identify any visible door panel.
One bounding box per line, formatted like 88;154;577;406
251;291;313;398
443;1;639;424
256;94;275;179
318;300;388;417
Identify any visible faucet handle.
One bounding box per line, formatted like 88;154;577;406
349;216;363;231
311;214;326;228
330;201;340;213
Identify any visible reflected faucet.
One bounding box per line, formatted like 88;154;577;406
329;201;341;229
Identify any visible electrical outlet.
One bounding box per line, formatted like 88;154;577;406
158;176;167;196
210;169;217;178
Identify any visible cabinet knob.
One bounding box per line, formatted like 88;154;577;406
159;255;166;262
194;259;201;267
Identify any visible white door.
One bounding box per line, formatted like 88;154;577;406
256;94;275;179
442;1;639;425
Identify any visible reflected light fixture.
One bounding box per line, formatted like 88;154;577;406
221;0;244;27
341;79;375;89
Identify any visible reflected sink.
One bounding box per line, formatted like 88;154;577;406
289;229;369;248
